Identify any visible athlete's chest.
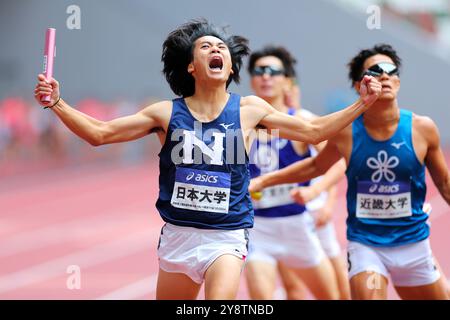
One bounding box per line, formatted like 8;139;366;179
357;140;418;176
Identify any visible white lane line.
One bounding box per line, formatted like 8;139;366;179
0;229;155;295
96;274;159;300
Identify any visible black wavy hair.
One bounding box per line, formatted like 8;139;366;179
348;43;402;87
247;45;297;78
161;18;250;97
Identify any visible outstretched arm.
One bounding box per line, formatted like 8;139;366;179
421;117;450;204
290;159;345;228
249;139;343;193
290;158;346;204
34;74;165;146
258;76;381;144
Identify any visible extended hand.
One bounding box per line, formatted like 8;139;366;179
248;177;265;193
34;74;60;108
360;75;381;107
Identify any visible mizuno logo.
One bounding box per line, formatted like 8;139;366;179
391;141;406;149
219;123;234;130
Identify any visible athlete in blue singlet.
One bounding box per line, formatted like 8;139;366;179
244;46;341;300
346;109;427;246
249;44;450;300
34;19;382;299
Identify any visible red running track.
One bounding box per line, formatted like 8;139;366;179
0;156;449;300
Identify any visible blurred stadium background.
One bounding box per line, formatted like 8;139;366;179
0;0;449;299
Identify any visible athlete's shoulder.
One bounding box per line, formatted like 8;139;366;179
412;112;440;144
139;100;173;122
412;112;435;127
240;95;268;108
240;95;275;118
140;100;172;113
141;99;172;110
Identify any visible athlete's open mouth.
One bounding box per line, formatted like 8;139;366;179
209;56;223;71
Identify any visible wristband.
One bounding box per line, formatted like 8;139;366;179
44;96;60;109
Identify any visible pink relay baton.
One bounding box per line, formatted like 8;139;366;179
41;28;56;103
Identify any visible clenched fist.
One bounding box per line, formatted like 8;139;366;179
248;177;265;194
359;75;382;107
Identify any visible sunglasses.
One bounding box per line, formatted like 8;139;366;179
362;62;399;79
251;65;286;77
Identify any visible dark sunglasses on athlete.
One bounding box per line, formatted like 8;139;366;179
251;65;286;77
362;62;399;79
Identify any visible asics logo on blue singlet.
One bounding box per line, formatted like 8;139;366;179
368;183;400;194
186;172;195;181
366;150;399;182
186;172;219;183
196;174;218;183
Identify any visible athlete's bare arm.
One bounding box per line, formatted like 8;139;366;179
291;124;346;204
416;115;450;204
34;74;170;146
291;158;346;204
248;136;344;193
242;76;381;145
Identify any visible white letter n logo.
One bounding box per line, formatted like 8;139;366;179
182;130;224;165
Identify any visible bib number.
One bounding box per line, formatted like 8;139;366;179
252;183;297;209
171;167;231;214
356;181;412;219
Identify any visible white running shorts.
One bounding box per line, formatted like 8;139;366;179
247;213;325;268
157;223;248;284
347;239;440;287
315;220;341;258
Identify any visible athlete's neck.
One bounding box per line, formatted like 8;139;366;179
363;99;400;127
186;85;230;122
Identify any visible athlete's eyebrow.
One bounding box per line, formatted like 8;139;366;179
199;40;227;47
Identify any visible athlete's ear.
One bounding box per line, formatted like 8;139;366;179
230;68;234;75
187;63;194;74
